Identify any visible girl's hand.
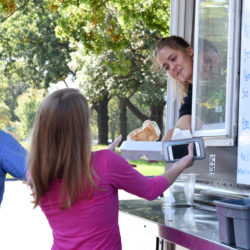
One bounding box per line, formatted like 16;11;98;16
108;135;123;151
175;143;194;169
162;143;194;186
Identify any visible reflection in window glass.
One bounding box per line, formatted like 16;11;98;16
195;0;229;131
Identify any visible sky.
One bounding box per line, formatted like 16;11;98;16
48;75;79;93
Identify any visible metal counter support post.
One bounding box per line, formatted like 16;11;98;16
156;238;176;250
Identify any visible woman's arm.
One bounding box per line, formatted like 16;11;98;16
162;114;191;141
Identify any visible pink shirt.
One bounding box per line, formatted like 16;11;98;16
40;150;169;250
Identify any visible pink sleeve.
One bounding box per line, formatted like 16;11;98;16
105;150;169;201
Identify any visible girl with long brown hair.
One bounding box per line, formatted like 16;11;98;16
28;88;193;250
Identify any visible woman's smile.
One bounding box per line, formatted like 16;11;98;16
156;46;193;83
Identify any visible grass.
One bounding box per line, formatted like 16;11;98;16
6;143;165;179
128;159;164;176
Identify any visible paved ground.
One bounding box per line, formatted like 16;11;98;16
0;181;52;250
0;181;187;250
0;181;146;250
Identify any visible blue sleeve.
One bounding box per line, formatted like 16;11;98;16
0;131;27;180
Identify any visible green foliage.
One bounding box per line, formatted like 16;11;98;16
71;23;166;103
55;0;170;93
72;49;112;102
0;102;11;129
52;0;170;54
0;0;74;138
0;0;170;140
126;103;148;132
0;0;73;89
70;22;167;138
0;63;29;122
14;87;47;139
0;0;18;17
90;107;98;141
108;97;120;141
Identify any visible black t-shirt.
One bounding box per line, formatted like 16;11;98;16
179;84;192;118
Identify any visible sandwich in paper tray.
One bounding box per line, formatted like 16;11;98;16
119;120;163;161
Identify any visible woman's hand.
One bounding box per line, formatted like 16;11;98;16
162;115;192;141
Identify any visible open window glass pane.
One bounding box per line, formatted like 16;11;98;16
194;0;229;132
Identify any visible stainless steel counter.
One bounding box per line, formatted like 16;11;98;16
119;199;237;250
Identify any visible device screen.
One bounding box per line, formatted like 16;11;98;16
172;143;197;159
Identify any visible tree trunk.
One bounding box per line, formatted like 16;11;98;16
119;97;127;141
93;95;109;145
125;97;149;122
124;97;165;140
150;102;165;140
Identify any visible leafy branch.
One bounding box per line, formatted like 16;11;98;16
0;0;30;23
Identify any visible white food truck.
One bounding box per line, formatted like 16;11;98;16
119;1;250;249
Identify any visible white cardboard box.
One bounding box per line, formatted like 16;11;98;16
119;141;163;161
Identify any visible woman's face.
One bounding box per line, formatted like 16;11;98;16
156;46;194;83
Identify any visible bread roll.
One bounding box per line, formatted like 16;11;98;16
128;120;160;141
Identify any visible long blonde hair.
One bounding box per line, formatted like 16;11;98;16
154;36;191;100
28;88;95;209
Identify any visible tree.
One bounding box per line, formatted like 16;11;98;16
0;0;73;89
0;63;29;123
0;0;29;23
69;48;113;144
0;0;170;141
14;87;47;139
0;102;11;129
0;0;74;138
53;0;170;52
92;95;109;144
54;0;170;140
108;97;120;141
70;22;167;142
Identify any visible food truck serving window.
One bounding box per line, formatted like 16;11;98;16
192;0;240;146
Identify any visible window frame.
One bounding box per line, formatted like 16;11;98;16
191;0;241;146
166;0;195;132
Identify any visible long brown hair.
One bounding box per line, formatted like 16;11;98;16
28;88;95;209
154;36;191;99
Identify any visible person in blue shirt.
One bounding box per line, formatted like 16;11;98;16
0;130;27;205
